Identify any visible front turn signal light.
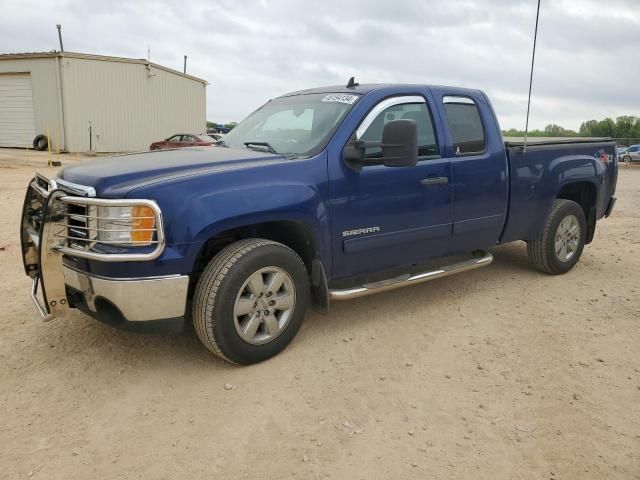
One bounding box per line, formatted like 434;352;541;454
131;206;156;244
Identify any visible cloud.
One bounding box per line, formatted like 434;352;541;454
0;0;638;129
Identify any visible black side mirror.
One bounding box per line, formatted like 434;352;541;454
380;119;418;168
343;119;418;171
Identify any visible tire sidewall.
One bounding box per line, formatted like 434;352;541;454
33;135;48;151
545;201;586;273
210;244;309;364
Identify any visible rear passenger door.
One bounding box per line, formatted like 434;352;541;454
438;94;508;251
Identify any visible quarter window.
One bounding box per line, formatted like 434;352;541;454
443;96;486;155
358;100;439;159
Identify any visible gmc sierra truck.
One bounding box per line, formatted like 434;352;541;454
21;83;618;364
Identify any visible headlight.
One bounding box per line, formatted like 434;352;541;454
97;205;156;246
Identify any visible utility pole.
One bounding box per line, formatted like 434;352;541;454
56;24;64;52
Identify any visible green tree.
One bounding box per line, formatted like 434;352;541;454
579;120;598;136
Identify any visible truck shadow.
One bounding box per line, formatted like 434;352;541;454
300;241;536;336
24;241;537;370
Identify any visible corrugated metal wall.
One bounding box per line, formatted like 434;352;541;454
0;57;65;150
0;73;38;147
61;57;206;152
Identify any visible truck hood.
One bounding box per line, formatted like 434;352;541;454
58;147;286;197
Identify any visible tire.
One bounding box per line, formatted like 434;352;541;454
192;239;309;364
33;135;48;151
151;146;161;151
527;199;587;275
623;156;631;163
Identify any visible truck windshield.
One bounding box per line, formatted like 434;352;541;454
221;93;360;157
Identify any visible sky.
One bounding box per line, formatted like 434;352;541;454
1;0;638;130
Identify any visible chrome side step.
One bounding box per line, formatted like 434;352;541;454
328;250;493;301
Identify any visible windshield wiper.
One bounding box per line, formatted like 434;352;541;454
243;141;279;155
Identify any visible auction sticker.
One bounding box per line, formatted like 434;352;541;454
321;94;359;104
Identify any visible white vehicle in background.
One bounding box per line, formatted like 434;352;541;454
207;132;225;142
620;145;640;163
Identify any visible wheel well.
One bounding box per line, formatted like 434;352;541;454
556;182;597;243
192;220;318;286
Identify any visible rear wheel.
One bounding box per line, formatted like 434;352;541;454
527;199;586;275
192;239;309;364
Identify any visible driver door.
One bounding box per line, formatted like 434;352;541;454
328;95;453;280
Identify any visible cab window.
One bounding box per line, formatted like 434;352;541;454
359;102;439;159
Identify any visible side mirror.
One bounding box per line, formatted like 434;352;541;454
343;119;418;171
380;119;418;168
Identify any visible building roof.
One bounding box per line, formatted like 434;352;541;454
0;51;207;84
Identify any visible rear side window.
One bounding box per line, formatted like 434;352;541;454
443;96;486;155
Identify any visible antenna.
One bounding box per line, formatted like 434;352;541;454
56;24;64;52
346;76;359;89
183;55;187;74
523;0;541;152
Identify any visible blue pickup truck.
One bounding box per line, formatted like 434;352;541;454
21;83;618;364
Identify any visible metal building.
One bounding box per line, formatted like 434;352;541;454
0;51;207;152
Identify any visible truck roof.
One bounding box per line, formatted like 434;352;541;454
281;83;484;98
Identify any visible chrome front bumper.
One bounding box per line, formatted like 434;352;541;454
63;266;189;321
21;174;187;324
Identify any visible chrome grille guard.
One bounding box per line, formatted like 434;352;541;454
20;174;166;321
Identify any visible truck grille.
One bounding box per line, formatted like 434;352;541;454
65;203;96;249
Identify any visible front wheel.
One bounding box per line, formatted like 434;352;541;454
527;199;587;275
192;239;309;364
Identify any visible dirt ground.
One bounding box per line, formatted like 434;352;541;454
1;151;639;480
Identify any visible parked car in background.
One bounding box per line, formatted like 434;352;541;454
620;144;640;162
617;146;628;156
150;134;215;150
208;132;225;142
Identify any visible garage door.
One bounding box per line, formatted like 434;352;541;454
0;73;37;148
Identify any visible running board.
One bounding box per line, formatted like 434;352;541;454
328;250;493;301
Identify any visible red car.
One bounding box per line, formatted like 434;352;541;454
150;134;215;150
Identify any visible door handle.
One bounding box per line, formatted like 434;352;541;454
420;176;449;187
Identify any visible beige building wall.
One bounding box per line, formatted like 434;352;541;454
0;53;207;153
0;56;66;150
61;56;206;152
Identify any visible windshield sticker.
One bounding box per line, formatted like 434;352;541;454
321;94;359;105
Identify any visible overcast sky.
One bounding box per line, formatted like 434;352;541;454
1;0;638;130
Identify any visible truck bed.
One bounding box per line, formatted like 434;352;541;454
500;138;617;244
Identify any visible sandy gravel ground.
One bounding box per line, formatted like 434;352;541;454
1;152;639;480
